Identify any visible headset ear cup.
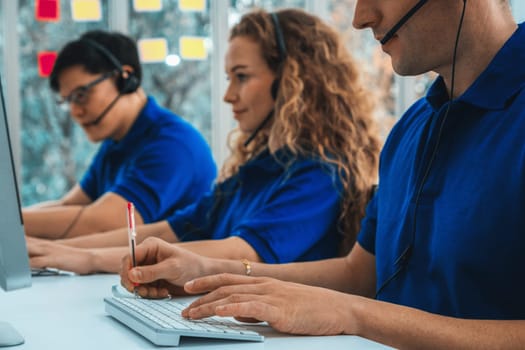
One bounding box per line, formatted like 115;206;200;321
119;71;139;94
271;79;279;100
117;72;140;94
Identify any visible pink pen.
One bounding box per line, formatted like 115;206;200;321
127;202;138;287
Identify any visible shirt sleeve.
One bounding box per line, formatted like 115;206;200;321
357;191;378;255
166;188;217;240
79;147;105;202
233;161;342;263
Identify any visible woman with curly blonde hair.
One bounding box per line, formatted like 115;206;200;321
222;8;380;253
30;9;379;279
117;8;380;297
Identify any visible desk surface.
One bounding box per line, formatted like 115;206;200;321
0;274;392;349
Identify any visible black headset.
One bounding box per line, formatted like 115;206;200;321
270;12;287;100
375;0;468;299
82;38;140;94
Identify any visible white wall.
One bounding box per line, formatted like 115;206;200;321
512;1;525;22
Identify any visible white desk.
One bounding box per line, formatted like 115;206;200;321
0;274;392;349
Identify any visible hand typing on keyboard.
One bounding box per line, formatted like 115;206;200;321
182;273;352;336
105;283;264;346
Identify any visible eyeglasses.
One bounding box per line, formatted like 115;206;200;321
56;70;117;111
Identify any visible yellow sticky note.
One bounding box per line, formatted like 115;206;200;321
180;36;207;60
138;38;168;63
133;0;162;12
71;0;102;22
179;0;206;12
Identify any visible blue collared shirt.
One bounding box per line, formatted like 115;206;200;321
80;96;216;223
358;23;525;319
168;148;342;263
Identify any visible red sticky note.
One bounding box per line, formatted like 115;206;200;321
37;51;57;78
35;0;60;22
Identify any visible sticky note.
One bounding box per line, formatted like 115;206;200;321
37;51;58;78
35;0;60;22
179;36;207;60
133;0;162;12
71;0;102;22
138;38;168;63
179;0;206;12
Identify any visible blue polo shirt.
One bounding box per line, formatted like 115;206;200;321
358;23;525;319
167;148;342;263
80;96;216;223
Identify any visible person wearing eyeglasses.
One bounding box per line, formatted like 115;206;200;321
23;30;217;240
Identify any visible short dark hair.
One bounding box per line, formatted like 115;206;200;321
49;30;142;92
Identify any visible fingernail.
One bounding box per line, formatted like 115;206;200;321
185;280;194;289
130;268;142;281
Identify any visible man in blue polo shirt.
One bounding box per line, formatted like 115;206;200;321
24;30;216;239
179;1;525;348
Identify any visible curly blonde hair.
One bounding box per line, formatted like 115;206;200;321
219;8;380;254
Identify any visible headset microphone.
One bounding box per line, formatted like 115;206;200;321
380;0;429;45
85;93;122;126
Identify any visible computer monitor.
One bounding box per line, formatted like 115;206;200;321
0;75;31;347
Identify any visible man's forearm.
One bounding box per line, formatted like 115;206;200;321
58;227;129;248
350;296;525;349
91;247;129;273
23;206;84;239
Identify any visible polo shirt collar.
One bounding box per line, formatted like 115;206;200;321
238;147;294;178
426;22;525;111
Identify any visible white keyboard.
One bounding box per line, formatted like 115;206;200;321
104;295;264;346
